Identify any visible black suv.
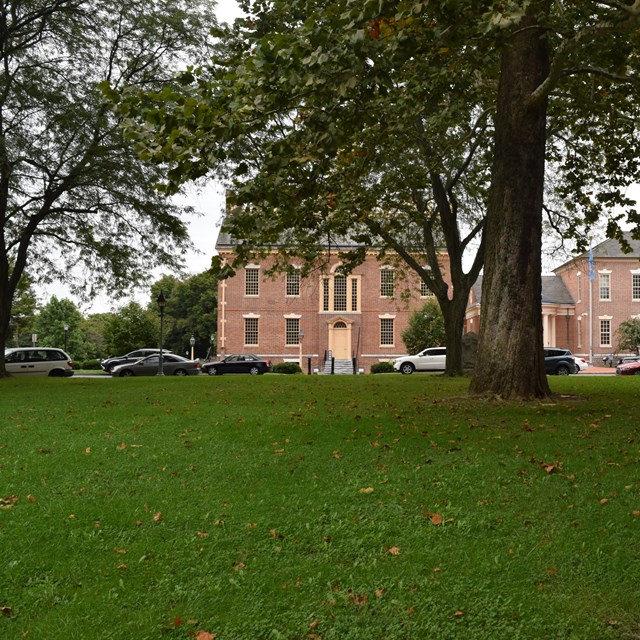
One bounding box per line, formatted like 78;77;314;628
101;348;172;373
544;348;578;376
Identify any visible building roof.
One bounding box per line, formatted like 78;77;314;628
554;233;640;272
215;229;371;252
470;275;574;306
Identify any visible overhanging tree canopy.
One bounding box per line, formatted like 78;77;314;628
0;0;217;376
113;0;640;397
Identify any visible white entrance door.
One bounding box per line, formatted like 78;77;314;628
330;321;351;359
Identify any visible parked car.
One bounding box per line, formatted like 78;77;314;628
616;358;640;376
544;348;578;375
4;347;74;377
201;354;272;376
393;347;446;375
111;353;200;377
573;356;590;371
101;348;172;373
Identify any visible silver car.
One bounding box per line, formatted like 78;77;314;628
4;347;74;377
111;353;200;377
393;347;446;374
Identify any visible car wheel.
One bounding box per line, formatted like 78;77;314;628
120;369;134;377
400;362;415;375
556;365;570;376
174;368;187;376
249;366;260;375
206;367;219;376
634;370;640;376
48;369;64;377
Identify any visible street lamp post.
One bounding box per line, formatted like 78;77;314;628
63;323;69;353
157;290;166;376
190;334;196;360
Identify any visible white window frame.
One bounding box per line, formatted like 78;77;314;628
245;266;260;297
320;272;361;313
380;267;394;298
576;271;582;303
244;317;259;346
285;318;300;345
632;271;640;301
599;317;612;347
379;315;395;347
285;269;300;297
598;271;611;301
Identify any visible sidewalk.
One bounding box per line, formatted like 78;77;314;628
579;366;615;375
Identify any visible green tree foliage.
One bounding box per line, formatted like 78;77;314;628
113;1;640;398
8;272;38;347
103;302;158;356
32;297;89;359
80;313;114;360
615;318;640;354
401;300;446;356
149;271;218;358
0;0;217;376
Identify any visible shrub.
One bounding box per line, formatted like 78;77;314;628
81;359;101;370
272;362;302;374
370;361;395;374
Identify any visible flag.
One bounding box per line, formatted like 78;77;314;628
589;248;595;282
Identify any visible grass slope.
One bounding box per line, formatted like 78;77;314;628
0;375;638;639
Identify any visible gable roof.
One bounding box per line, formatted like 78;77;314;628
554;233;640;272
470;275;574;306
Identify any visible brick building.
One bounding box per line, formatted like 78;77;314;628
553;235;640;361
466;234;640;362
215;232;451;372
217;231;640;371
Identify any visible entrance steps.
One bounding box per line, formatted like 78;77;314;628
320;358;356;375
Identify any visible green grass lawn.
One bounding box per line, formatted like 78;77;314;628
0;374;638;639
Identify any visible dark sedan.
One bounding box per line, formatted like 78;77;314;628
202;354;272;376
111;353;200;377
101;348;172;373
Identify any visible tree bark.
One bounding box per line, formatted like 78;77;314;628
440;293;470;376
470;4;552;399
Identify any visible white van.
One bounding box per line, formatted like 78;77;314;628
4;348;74;377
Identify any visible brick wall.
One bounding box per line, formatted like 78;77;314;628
217;250;451;372
556;256;640;359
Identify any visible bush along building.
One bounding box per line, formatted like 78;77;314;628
215;231;451;373
466;234;640;365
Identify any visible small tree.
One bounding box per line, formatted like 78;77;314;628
33;297;89;359
149;271;217;358
401;300;446;355
8;272;38;347
616;318;640;355
103;302;158;356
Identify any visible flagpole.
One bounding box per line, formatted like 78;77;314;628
589;248;594;364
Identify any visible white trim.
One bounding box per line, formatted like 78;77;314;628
242;313;260;318
283;313;302;319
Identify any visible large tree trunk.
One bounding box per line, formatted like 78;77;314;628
470;5;552;399
440;293;469;376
